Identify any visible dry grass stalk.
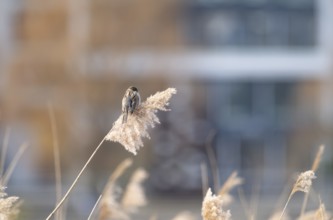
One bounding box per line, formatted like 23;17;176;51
218;171;243;206
316;203;331;220
106;88;177;155
279;170;316;220
269;210;290;220
201;163;209;197
47;89;176;219
48;102;63;220
99;185;129;220
98;161;149;220
171;211;197;220
205;131;220;192
311;145;325;172
272;181;294;215
87;195;102;220
1;142;29;186
121;168;148;213
0;127;11;178
292;170;316;194
99;158;133;220
46;137;107;220
0;186;20;220
300;145;325;217
237;188;251;220
237;186;258;220
298;203;331;220
316;203;330;220
106;159;133;185
202;188;231;220
100;159;133;195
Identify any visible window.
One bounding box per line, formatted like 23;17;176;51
185;0;315;47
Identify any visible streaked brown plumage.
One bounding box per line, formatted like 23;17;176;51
122;86;141;123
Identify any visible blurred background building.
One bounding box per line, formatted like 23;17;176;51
1;0;333;219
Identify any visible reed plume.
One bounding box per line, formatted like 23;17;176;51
218;171;243;206
172;211;197;220
99;159;133;220
300;145;325;217
46;88;176;220
202;188;231;220
99;159;148;220
279;170;316;220
298;203;330;220
0;186;20;220
293;170;316;194
121;168;148;213
269;211;290;220
106;88;177;155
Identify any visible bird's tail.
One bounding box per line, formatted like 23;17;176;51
122;113;128;124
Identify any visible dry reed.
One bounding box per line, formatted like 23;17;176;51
218;171;243;206
99;158;133;220
99;185;129;220
0;128;11;178
204;131;220;192
48;102;63;220
172;211;197;220
47;88;176;220
1;142;29;186
237;188;251;220
278;144;325;220
298;203;330;220
300;145;325;217
201;163;209;197
98;159;149;220
269;211;290;220
0;128;23;219
0;186;20;220
106;88;177;155
311;145;325;172
46;137;106;220
279;170;316;220
87;195;102;220
202;188;231;220
121;168;148;213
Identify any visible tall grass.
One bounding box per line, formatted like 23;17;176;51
1;87;332;220
0;128;23;219
48;102;63;220
46;88;177;220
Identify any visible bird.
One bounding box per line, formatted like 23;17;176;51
122;86;141;124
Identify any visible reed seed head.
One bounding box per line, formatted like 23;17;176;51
106;88;177;155
293;170;316;194
0;186;20;220
121;168;148;213
202;188;231;220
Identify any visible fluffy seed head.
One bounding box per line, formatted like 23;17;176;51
269;211;290;220
99;185;129;220
202;188;231;220
106;88;177;155
297;203;331;220
172;211;197;220
218;171;243;206
292;170;316;194
121;168;148;213
0;186;20;220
